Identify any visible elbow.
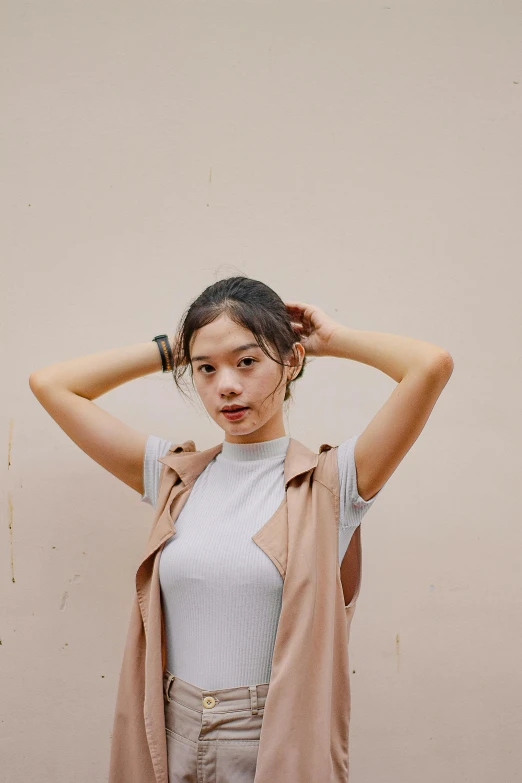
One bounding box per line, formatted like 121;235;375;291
29;372;50;396
427;351;454;378
28;373;39;392
438;351;454;376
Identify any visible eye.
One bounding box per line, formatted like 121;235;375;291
196;358;257;374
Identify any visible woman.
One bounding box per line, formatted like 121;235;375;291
29;275;453;782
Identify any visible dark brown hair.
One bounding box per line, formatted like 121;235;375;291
171;275;307;407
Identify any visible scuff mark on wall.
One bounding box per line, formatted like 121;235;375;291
396;632;400;673
60;574;82;610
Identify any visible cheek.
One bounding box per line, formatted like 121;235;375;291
192;377;206;399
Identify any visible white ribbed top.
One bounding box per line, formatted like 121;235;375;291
141;434;384;690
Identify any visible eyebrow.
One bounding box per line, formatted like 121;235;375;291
191;342;261;363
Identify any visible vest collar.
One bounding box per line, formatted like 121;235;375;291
158;436;323;489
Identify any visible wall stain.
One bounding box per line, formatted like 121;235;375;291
396;632;400;673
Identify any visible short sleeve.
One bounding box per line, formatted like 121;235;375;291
141;435;174;509
337;434;386;529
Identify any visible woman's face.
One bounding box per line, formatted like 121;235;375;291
189;314;303;443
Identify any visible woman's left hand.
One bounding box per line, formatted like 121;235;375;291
284;300;341;357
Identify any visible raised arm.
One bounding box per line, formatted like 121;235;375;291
29;336;175;496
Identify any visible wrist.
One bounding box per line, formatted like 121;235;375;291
153;334;174;373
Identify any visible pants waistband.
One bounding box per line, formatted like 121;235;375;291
163;669;269;715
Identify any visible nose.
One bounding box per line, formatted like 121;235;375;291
216;369;244;397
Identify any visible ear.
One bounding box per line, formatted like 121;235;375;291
289;342;305;380
295;341;306;364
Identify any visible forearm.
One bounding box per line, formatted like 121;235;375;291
29;337;173;400
327;325;451;383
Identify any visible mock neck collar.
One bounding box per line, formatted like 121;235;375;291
220;435;289;462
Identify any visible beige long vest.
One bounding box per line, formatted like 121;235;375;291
108;436;363;783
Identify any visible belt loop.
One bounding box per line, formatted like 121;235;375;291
249;685;259;715
165;673;175;703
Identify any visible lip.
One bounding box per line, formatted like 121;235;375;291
221;407;249;421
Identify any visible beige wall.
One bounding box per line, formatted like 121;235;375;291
3;2;521;780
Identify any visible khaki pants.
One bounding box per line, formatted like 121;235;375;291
163;669;270;783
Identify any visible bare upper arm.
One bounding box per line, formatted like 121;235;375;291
353;354;454;501
29;375;149;496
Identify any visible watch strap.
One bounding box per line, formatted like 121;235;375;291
152;334;174;373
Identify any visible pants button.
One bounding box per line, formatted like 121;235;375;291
203;696;216;708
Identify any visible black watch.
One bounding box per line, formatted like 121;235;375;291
152;334;174;373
